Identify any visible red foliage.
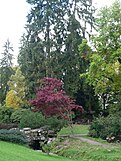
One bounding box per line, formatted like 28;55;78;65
29;77;83;120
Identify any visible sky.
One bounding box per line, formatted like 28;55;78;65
0;0;30;64
0;0;118;64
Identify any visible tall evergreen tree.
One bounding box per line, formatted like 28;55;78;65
0;40;14;104
18;0;95;98
78;40;100;116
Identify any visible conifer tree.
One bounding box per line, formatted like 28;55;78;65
0;40;14;104
18;0;95;98
7;67;26;101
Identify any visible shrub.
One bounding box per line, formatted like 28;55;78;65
89;113;121;139
0;106;14;123
19;111;46;129
10;108;29;123
0;129;28;145
19;110;66;132
109;101;121;114
46;116;67;132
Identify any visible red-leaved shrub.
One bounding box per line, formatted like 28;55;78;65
29;77;83;120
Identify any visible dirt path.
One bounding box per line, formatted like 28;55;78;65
59;134;120;148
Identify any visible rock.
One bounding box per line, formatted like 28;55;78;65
23;128;31;131
9;126;57;150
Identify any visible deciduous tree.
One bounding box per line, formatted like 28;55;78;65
84;1;121;110
29;77;83;121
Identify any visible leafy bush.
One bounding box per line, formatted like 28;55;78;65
0;123;18;130
19;111;46;129
0;106;14;123
46;116;67;132
89;113;121;139
0;129;28;145
10;108;28;123
109;101;121;114
19;110;66;132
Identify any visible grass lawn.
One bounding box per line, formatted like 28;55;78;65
48;124;121;161
1;125;121;161
49;137;121;161
58;124;89;135
0;141;75;161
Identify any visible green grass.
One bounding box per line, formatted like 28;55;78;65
58;124;89;135
49;137;121;161
0;141;75;161
83;135;121;147
59;124;121;147
47;124;121;161
1;125;121;161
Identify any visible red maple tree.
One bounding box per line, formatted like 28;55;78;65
29;77;83;120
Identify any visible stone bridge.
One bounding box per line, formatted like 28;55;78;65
20;127;56;150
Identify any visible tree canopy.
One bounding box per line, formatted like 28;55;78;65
83;1;121;110
29;77;83;120
0;40;14;104
18;0;95;98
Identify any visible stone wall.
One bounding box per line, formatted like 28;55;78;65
20;127;56;150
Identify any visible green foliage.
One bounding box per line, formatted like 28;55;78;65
79;40;100;115
42;137;65;155
19;110;46;129
5;67;26;108
109;100;121;114
0;129;28;145
45;116;67;132
19;110;66;131
10;108;28;124
18;0;95;99
42;136;121;161
7;67;26;99
0;105;13;123
89;113;121;139
81;1;121;110
0;40;14;104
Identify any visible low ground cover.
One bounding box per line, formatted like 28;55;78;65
49;137;121;161
45;124;121;161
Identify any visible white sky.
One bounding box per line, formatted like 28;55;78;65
0;0;30;64
0;0;118;64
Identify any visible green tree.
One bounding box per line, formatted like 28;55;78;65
5;67;26;108
78;39;100;116
6;90;22;108
0;40;14;104
7;67;26;99
18;0;95;98
85;1;121;110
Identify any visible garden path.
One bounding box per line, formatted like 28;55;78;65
59;134;120;149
